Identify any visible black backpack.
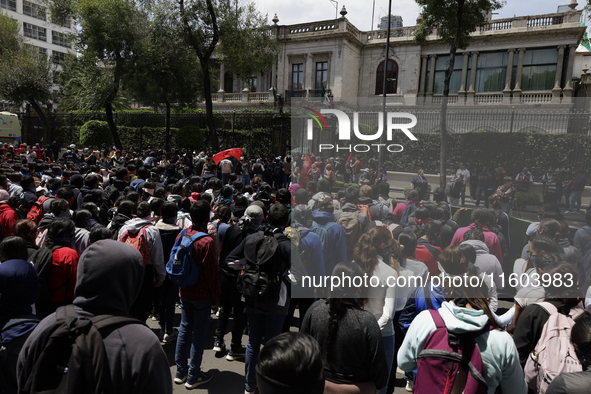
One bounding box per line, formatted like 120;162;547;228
30;245;65;317
237;230;285;305
17;305;140;394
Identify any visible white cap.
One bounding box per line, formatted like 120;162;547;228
70;144;76;149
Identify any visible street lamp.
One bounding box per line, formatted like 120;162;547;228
379;0;393;170
329;0;338;20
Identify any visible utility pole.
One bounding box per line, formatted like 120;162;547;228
379;0;393;170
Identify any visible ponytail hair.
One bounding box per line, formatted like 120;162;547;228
539;218;561;244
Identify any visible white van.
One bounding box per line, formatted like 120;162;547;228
0;112;22;144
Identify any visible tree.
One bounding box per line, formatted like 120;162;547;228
0;11;53;140
125;4;202;152
48;0;144;150
414;0;504;187
177;0;275;152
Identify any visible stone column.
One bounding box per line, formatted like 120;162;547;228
552;45;566;103
503;49;515;103
467;51;479;103
305;54;313;93
426;54;437;102
458;52;470;99
513;48;526;102
242;87;249;102
418;56;428;97
563;45;576;103
217;63;225;102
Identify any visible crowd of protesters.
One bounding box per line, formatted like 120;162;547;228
0;142;591;394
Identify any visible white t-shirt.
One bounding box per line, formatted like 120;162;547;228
456;168;470;182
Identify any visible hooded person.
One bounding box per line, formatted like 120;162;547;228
214;205;266;359
461;239;504;291
117;202;165;323
0;259;40;392
17;240;172;394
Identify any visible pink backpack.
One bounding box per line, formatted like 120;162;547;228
524;302;584;393
415;309;491;394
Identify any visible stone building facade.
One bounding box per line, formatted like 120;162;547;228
212;7;586;113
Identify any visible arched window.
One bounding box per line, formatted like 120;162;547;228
375;59;398;95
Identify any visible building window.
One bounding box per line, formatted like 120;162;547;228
432;55;466;94
475;52;508;92
517;48;557;91
375;59;398;95
52;31;70;48
23;22;47;41
315;62;328;89
53;50;66;65
249;76;257;92
0;0;16;11
23;1;47;21
58;16;72;29
292;64;304;90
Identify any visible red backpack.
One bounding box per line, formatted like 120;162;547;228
357;204;372;221
415;309;492;394
119;225;151;266
27;196;54;224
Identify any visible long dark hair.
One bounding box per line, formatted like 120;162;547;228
326;261;363;367
543;261;583;314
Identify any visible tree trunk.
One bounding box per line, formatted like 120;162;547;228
202;60;220;152
28;98;51;144
165;99;171;152
105;101;122;150
439;0;464;188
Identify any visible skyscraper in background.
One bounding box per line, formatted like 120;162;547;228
378;14;403;29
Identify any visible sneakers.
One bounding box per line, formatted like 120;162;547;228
185;371;214;389
226;347;246;361
174;371;187;384
244;390;255;394
162;329;178;344
405;379;414;392
213;338;225;353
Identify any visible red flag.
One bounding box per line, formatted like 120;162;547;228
346;152;352;163
212;148;242;164
301;154;312;187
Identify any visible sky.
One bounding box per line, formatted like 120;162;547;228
253;0;585;31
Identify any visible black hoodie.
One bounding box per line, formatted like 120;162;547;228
17;240;172;394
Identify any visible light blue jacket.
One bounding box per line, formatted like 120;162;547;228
397;301;527;394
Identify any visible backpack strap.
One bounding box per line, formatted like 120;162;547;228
2;315;41;332
535;301;558;317
428;309;445;329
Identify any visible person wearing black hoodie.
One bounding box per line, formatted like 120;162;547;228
0;243;40;393
76;174;100;209
155;202;181;344
17;240;172;394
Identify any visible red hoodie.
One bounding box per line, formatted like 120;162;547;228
0;204;18;238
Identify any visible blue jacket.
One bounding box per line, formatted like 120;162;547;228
398;284;445;333
312;210;348;276
291;222;326;283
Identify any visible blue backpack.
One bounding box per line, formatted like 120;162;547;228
166;229;210;288
311;222;336;249
130;178;144;193
400;203;417;228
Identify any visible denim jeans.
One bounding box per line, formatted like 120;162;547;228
221;172;230;185
569;190;584;213
215;273;246;350
460;186;466;205
242;175;250;187
501;203;513;217
449;197;460;207
380;334;395;394
175;299;212;378
244;307;286;392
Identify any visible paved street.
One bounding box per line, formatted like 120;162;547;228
146;309;413;394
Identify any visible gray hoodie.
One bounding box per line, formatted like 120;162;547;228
117;218;166;282
17;240;172;394
461;240;504;291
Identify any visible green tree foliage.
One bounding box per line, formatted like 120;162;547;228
125;4;202;152
217;1;276;84
414;0;504;187
0;11;53;139
177;0;275;153
174;126;205;151
48;0;144;150
79;120;113;147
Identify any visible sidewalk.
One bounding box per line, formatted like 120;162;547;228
385;171;587;229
